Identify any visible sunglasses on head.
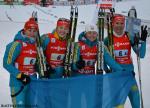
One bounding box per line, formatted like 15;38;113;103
58;18;70;22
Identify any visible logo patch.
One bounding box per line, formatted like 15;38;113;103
51;38;56;43
22;42;27;47
82;45;85;50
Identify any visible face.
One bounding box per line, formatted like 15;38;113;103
56;25;69;38
24;28;38;39
113;20;125;36
85;31;98;42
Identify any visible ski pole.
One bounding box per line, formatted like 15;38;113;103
64;6;74;77
32;11;47;78
135;33;144;108
109;8;115;58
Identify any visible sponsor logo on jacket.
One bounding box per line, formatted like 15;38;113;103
50;46;66;51
114;42;130;47
24;50;37;54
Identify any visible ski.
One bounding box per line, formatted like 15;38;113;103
64;6;78;77
32;11;47;78
107;8;115;58
96;7;105;74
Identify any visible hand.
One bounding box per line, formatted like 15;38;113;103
17;73;30;85
41;65;55;79
140;25;148;41
46;64;55;75
105;69;112;73
76;56;85;69
131;71;135;77
43;70;50;79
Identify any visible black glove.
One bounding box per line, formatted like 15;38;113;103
140;25;148;41
131;71;135;77
76;56;85;69
43;70;50;79
133;33;140;46
17;73;31;85
39;65;55;79
105;68;112;73
46;64;55;75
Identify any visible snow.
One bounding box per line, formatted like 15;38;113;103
0;0;150;107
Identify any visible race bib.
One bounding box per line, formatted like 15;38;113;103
51;53;65;61
114;50;128;57
24;57;36;65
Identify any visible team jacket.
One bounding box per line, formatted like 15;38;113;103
45;33;67;68
41;31;67;78
15;41;37;75
113;33;132;64
72;32;123;75
77;41;97;74
3;30;37;86
104;32;146;71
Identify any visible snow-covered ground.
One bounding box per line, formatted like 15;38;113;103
0;0;150;107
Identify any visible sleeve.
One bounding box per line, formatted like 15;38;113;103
104;46;123;72
133;41;146;58
41;34;50;51
3;41;22;77
130;34;146;58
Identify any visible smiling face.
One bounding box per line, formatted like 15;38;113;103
85;31;98;42
24;28;38;39
56;18;70;39
112;15;125;37
56;25;69;38
113;20;125;36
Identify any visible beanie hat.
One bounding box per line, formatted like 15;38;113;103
85;24;98;33
24;18;38;31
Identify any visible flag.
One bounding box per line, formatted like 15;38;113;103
28;70;136;108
